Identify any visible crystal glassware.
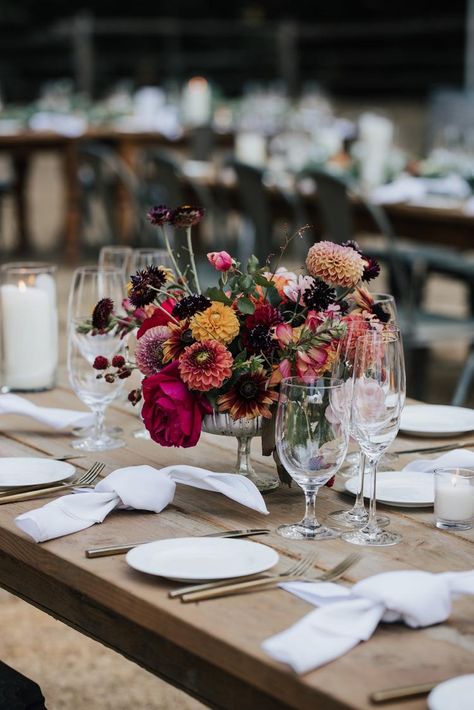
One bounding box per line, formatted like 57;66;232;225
275;377;350;540
130;248;173;272
98;246;133;287
342;330;405;546
67;267;126;451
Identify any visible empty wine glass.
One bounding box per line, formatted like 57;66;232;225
98;246;133;287
130;248;173;273
276;377;350;540
342;330;405;546
68;267;126;451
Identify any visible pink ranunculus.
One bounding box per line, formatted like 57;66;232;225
141;361;212;447
207;251;233;272
279;358;292;379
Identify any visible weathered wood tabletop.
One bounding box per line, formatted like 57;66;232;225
0;386;473;710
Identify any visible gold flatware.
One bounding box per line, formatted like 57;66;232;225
180;552;361;603
392;441;474;456
85;528;271;558
370;680;441;703
169;550;318;599
0;462;104;505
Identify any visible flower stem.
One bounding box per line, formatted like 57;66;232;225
186;226;201;293
161;225;192;294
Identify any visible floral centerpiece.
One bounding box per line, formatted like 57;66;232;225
85;204;383;490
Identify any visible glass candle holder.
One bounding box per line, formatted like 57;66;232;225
0;263;58;392
434;468;474;531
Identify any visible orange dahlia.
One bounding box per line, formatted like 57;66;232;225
162;319;194;363
190;301;240;344
306;241;364;288
179;340;233;391
217;369;278;420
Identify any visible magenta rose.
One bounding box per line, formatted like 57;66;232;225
207;250;233;272
141;361;212;447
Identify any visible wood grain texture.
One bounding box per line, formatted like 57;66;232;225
0;388;473;710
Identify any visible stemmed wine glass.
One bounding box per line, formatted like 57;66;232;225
98;246;133;287
276;377;350;540
130;248;173;273
68;267;127;451
342;330;405;546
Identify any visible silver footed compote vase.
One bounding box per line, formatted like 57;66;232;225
201;412;279;493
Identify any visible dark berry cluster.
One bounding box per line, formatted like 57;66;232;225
93;354;132;382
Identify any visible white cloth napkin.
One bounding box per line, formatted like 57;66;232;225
403;448;474;473
15;464;269;543
371;174;470;205
0;393;94;430
263;569;474;674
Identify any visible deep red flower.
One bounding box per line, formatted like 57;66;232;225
93;356;109;370
137;298;176;338
141;361;212;447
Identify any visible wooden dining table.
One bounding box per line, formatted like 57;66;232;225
0;384;473;710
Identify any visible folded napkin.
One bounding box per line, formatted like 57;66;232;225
0;393;94;430
263;569;474;674
403;448;474;474
15;464;268;543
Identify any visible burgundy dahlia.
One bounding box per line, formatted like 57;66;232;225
362;257;381;282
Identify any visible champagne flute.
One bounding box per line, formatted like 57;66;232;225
276;377;350;540
342;331;404;546
68;267;126;451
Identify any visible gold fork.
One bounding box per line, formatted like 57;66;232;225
169;551;319;599
0;462;105;505
180;552;361;603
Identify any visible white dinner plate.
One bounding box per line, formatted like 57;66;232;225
126;537;279;582
345;470;434;507
0;458;75;490
400;405;474;437
428;675;474;710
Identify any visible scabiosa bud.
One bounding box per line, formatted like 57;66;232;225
172;294;211;320
362;257;381;282
129;265;167;307
105;373;115;383
147;204;172;225
128;389;142;405
171;205;205;228
112;355;125;368
93;355;109;370
92;298;114;331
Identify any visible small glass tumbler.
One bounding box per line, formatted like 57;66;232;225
434;468;474;531
0;263;58;392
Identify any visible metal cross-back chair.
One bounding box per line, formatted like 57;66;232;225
300;168;474;399
78;141;153;247
228;159;302;266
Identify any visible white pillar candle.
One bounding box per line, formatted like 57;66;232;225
435;476;474;522
1;275;58;390
182;77;212;126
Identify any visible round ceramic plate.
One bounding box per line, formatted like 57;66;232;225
400;405;474;437
345;470;434;507
126;537;279;582
428;675;474;710
0;458;75;490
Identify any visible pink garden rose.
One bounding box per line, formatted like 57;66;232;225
207;251;233;272
142;361;212;447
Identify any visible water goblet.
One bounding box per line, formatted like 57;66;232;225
98;246;133;287
276;377;350;540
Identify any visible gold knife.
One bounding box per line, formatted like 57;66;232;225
370;680;444;703
85;529;270;558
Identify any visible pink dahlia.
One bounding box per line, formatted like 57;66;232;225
178;339;233;391
135;325;172;376
306;241;364;288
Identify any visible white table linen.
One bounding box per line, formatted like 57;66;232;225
15;464;268;543
403;448;474;473
263;569;474;674
0;393;94;430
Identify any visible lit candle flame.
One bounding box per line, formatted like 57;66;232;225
18;280;27;292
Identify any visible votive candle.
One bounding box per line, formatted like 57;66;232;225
434;468;474;531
